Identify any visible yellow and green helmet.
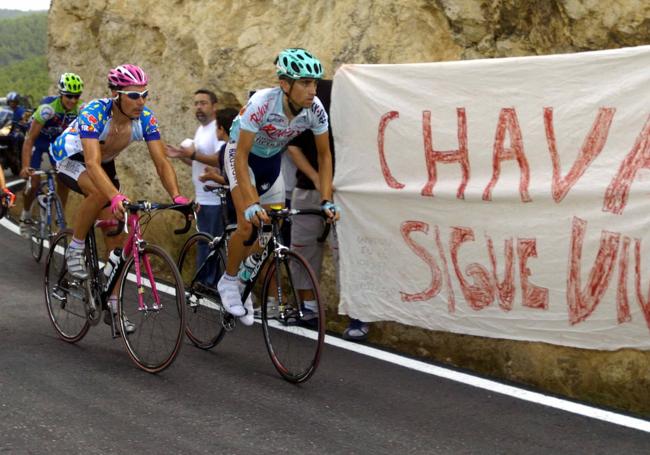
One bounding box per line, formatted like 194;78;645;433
58;72;84;95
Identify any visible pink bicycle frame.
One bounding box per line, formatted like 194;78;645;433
121;211;163;311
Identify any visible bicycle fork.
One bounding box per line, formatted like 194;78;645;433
132;240;163;311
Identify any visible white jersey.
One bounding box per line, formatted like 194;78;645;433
191;120;224;205
229;87;328;158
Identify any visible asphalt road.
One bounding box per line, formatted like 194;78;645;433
0;178;649;454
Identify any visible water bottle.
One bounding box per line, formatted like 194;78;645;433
103;248;122;280
238;252;261;282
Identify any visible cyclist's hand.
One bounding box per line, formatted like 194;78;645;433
110;193;128;221
321;200;341;223
19;166;34;178
2;188;16;207
172;195;191;205
244;202;268;227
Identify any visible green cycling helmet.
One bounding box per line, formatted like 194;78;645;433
275;48;323;80
58;72;84;94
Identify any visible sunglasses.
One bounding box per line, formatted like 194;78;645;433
62;93;81;100
116;89;149;100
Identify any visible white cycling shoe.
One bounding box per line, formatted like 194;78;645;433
217;275;246;317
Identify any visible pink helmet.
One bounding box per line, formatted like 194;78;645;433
107;64;149;88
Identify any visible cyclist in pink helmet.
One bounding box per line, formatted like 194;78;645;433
108;64;149;88
49;64;190;331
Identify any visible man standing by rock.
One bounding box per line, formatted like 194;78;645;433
166;89;224;238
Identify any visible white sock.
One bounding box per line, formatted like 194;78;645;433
70;237;85;250
304;300;317;312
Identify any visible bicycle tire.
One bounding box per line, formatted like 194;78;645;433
118;243;186;373
43;229;90;342
177;232;227;350
261;249;325;383
29;195;44;262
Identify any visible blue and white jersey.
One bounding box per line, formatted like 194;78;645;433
229;87;328;158
49;98;161;163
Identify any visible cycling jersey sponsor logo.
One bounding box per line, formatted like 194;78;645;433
260;124;299;140
149;116;157;126
80;124;95;132
249;101;269;125
40;105;55;121
311;102;327;125
84;113;98;124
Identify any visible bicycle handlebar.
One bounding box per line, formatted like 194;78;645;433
109;201;197;236
242;208;332;247
29;169;57;177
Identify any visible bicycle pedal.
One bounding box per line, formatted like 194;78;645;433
223;313;236;331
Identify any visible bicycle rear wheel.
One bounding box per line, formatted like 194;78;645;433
29;196;45;262
177;232;227;350
261;249;325;383
43;229;90;342
118;244;185;373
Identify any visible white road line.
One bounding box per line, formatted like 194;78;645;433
1;176;648;433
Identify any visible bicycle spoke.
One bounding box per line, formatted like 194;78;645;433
44;229;90;342
262;250;325;383
119;245;185;373
177;232;227;350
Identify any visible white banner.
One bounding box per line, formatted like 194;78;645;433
331;46;650;350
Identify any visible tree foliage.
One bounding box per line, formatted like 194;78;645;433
0;12;47;66
0;56;50;103
0;10;49;103
0;10;36;20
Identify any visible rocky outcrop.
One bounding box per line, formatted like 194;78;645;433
48;0;650;414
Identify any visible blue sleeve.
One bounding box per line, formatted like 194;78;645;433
78;100;106;139
140;108;161;141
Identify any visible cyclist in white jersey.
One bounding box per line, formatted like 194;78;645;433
218;48;340;326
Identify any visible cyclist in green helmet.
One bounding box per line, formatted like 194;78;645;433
18;72;84;237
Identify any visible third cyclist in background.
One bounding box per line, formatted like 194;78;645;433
19;73;84;237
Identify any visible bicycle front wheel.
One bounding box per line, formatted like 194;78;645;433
177;232;227;350
261;249;325;383
118;244;186;373
43;229;90;342
29;196;45;262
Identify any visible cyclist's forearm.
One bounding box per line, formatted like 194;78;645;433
317;153;333;201
21;124;41;169
21;137;35;169
234;153;257;206
155;159;182;199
